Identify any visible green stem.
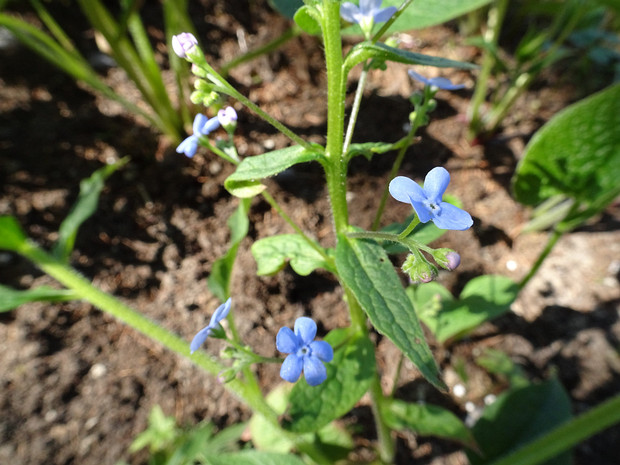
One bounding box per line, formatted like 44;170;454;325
322;0;349;234
342;63;370;155
487;393;620;465
371;0;416;44
370;375;395;463
219;26;301;77
518;227;563;290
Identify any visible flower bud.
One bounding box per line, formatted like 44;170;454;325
190;90;206;105
217;107;237;133
432;248;461;271
402;253;438;284
191;63;208;78
171;32;198;59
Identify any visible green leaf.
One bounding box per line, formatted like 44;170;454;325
383;398;477;448
251;234;330;276
467;378;573;465
224;145;324;198
267;0;304;19
344;42;477;77
335;235;444;390
0;216;28;252
409;275;519;343
208;198;252;301
250;385;296;453
53;158;128;262
513;84;620;220
346;141;398;161
207;451;306;465
284;329;375;433
343;0;493;34
0;285;79;312
293;5;321;35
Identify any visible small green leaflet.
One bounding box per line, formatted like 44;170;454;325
251;234;331;276
335;235;444;390
408;275;519;343
382;398;477;449
344;42;477;77
206;451;306;465
224;145;324;198
284;329;375;433
54;158;128;262
0;285;78;312
207;198;252;301
0;215;27;252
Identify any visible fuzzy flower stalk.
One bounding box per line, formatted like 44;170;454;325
276;317;333;386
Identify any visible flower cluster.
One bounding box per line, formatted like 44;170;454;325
176;107;237;158
389;167;473;231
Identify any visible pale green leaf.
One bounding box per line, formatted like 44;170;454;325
251;234;330;276
224;145;324;198
0;216;28;252
0;285;79;312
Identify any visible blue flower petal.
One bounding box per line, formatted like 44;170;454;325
176;136;199;158
373;6;397;23
433;202;473;230
280;354;303;383
294;317;317;345
389;176;425;203
192;114;208;134
190;326;211;354
303;356;328;386
209;298;231;327
201;116;221;135
276;327;299;354
340;2;360;23
310;340;334;362
423;167;450;202
409;198;434;223
361;0;380;14
429;77;465;90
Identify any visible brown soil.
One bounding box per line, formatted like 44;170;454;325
1;1;619;464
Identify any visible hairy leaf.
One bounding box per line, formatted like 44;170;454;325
335;235;444;389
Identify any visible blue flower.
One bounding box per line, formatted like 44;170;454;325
172;32;198;59
276;317;333;386
176;113;221;158
217;106;237;133
408;70;465;91
341;0;397;33
389;167;473;231
190;298;232;354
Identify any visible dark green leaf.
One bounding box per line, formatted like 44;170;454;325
513;84;620;216
467;378;573;465
285;329;375;433
335;235;444;390
410;275;519;343
344;42;477;77
383;398;477;448
53;158;128;262
251;234;330;276
207;198;251;301
0;216;28;252
224;145;324;198
0;285;79;312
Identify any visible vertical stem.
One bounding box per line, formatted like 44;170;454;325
343;64;370;155
322;0;349;234
370;375;395;463
518;227;563;290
